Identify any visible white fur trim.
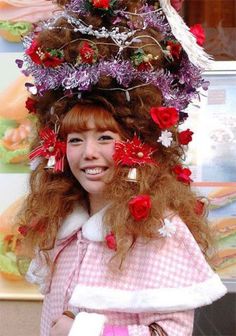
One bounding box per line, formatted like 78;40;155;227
160;0;213;69
57;206;89;239
57;205;108;241
82;206;108;242
68;312;107;336
69;274;227;313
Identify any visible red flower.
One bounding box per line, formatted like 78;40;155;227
137;62;153;72
194;199;205;216
26;40;42;65
113;135;156;167
166;40;182;59
92;0;110;9
171;0;184;11
29;127;66;172
26;40;64;67
25;97;37;113
150;106;179;130
190;24;206;46
105;232;117;250
178;129;194;145
128;195;152;221
42;52;64;68
18;225;29;237
172;165;193;185
78;42;95;64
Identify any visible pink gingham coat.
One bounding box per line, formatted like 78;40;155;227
26;206;226;336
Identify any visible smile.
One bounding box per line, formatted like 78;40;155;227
82;167;107;175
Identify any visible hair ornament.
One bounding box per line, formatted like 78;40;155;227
158;218;176;238
178;129;194;145
150;106;179;130
128;194;152;221
159;0;212;69
157;130;173;148
113;135;156;167
172;164;193;185
29;127;66;172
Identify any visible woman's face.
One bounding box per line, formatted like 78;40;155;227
66;117;121;196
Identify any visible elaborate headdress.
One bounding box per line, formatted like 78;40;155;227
17;0;209;245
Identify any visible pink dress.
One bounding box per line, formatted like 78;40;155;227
26;206;226;336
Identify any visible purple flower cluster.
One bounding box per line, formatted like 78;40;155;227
66;0;88;14
140;4;171;36
21;49;205;112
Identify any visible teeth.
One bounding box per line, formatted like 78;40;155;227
85;167;104;175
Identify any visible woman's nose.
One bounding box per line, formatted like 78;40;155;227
83;140;98;159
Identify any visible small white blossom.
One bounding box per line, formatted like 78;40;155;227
158;219;176;238
157;130;173;147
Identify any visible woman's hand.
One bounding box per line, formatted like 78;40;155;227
50;315;74;336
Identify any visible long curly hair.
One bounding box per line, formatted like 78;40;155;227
17;0;210;265
18;97;210;263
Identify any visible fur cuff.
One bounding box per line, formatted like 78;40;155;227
68;312;107;336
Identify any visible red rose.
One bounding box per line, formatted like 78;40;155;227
25;97;37;113
26;40;42;65
190;24;205;46
194;200;205;216
172;165;192;185
105;232;117;250
166;40;182;59
92;0;109;9
171;0;184;11
128;195;151;221
150;107;179;130
178;129;194;145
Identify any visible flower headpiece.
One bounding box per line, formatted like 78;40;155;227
18;0;209;187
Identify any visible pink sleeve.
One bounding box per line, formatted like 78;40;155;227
103;310;194;336
103;325;129;336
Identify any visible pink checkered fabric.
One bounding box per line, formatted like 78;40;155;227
40;215;216;336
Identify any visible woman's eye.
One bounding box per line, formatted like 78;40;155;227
99;135;114;141
67;137;82;144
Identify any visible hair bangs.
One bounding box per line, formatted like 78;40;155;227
61;104;120;137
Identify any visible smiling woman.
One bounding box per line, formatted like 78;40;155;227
15;1;227;336
63;104;121;214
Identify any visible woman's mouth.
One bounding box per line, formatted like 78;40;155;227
82;167;107;175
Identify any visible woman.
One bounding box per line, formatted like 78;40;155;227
16;1;226;335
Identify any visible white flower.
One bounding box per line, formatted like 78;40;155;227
157;130;173;147
158;219;176;238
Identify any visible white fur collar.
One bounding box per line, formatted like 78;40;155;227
57;205;108;242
